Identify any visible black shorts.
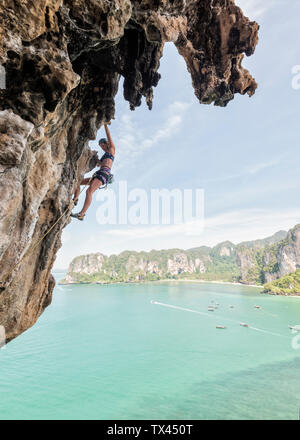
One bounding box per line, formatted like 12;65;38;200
94;167;111;185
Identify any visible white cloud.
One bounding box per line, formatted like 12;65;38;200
101;208;300;247
205;157;282;184
146;114;182;145
235;0;275;19
106;221;202;240
245;159;280;175
113;100;191;172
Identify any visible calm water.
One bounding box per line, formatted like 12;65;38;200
0;276;300;420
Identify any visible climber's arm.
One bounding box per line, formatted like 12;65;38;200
104;124;115;154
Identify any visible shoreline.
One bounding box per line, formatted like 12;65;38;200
57;277;300;296
153;279;263;288
58;277;263;289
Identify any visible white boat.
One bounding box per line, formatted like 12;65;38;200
254;305;261;309
216;325;226;329
208;306;215;311
288;325;300;332
240;323;249;327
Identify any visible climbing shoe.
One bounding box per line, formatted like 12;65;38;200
70;212;85;221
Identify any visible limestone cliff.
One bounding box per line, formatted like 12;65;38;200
235;226;300;285
0;1;259;341
61;228;296;286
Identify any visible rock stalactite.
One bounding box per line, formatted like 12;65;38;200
0;1;259;341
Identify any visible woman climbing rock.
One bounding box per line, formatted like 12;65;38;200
71;124;115;221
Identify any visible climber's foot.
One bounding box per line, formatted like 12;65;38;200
70;212;85;221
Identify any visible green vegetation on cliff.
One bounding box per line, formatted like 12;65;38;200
59;226;300;291
263;270;300;295
235;242;281;285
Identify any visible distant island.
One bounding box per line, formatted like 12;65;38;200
60;224;300;295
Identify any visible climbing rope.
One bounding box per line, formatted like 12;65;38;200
0;176;94;286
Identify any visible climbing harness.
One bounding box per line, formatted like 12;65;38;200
92;170;114;189
102;172;114;189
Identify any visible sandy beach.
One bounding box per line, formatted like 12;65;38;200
154;279;263;289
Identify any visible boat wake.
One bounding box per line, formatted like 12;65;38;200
151;301;288;339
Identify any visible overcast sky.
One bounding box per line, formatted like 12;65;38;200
55;0;300;268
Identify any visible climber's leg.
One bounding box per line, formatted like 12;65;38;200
78;178;102;216
73;178;91;203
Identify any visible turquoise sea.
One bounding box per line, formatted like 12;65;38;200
0;274;300;420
